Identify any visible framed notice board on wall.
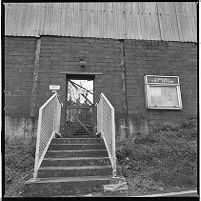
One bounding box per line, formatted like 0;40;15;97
144;75;182;110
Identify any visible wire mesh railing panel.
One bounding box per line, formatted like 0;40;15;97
33;93;62;180
97;100;101;134
38;99;55;161
97;93;116;177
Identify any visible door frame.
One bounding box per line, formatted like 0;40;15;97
64;74;95;137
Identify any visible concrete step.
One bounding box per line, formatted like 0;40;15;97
49;144;106;150
24;176;115;197
45;149;108;158
37;166;113;178
41;157;111;167
66;135;94;138
51;138;104;145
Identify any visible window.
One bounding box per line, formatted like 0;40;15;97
145;75;182;110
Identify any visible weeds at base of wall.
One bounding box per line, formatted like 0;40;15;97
116;118;197;196
5;140;35;197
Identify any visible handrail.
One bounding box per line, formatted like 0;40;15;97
33;92;62;181
97;93;117;177
100;93;114;111
56;93;62;106
40;93;57;110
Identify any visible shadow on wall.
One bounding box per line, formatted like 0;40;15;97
5;115;37;145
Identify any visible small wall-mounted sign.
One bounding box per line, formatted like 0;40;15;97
49;85;60;91
146;75;178;85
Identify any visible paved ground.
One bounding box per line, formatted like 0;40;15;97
134;190;198;197
78;189;198;197
166;193;198;197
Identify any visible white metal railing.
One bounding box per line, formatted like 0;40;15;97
97;93;117;177
33;92;62;180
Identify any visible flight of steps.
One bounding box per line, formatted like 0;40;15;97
24;137;126;197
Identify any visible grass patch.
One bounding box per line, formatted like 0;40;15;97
116;118;197;196
5;141;35;197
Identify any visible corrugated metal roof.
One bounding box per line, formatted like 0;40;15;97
4;2;197;42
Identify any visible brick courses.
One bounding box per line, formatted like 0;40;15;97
5;37;36;115
124;39;197;123
5;36;197;133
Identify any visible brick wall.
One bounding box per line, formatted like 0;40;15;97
37;37;124;132
5;37;36;115
37;37;123;110
125;40;197;126
5;36;197;139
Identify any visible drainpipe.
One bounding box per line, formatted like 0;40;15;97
30;37;41;143
119;39;129;138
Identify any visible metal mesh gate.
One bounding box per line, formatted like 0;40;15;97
65;79;94;136
66;107;94;135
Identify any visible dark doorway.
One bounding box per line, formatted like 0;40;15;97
64;75;95;138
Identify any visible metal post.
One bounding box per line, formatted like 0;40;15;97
112;107;117;178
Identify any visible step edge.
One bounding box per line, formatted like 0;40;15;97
52;138;103;140
43;157;110;161
50;144;105;146
47;149;107;153
26;175;114;184
39;165;112;170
